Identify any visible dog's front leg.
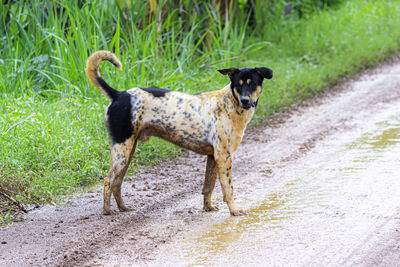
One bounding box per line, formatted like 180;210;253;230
202;155;219;211
216;154;246;216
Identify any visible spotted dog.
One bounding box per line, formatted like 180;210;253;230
86;51;273;216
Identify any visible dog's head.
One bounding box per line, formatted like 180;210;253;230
218;67;273;109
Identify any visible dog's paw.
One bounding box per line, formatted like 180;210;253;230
230;209;247;216
118;205;134;212
203;204;219;212
103;209;117;215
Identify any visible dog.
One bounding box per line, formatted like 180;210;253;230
86;51;273;216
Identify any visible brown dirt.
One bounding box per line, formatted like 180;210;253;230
1;57;400;266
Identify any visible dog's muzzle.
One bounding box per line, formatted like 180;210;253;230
240;96;256;109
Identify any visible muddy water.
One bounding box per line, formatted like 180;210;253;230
153;95;400;264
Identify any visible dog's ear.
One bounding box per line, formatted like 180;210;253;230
255;67;273;79
218;67;239;78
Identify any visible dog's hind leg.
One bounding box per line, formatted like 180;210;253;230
103;136;136;215
202;155;219;211
112;138;138;212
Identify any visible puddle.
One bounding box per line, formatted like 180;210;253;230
342;114;400;175
348;116;400;152
187;191;295;263
154;109;400;266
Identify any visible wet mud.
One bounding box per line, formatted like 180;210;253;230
1;58;400;266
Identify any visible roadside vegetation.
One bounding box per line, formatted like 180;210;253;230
1;0;400;219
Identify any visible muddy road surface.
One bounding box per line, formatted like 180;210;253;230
2;59;400;266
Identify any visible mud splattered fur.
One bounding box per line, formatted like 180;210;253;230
86;51;273;216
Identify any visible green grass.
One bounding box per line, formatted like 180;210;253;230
0;95;181;206
1;0;400;215
250;0;400;122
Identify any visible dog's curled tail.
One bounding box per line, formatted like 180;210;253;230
86;51;122;101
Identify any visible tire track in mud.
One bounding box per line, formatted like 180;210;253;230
2;56;400;266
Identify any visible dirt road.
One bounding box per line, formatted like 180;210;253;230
1;59;400;266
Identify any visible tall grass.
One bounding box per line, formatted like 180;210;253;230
1;0;400;213
0;0;258;98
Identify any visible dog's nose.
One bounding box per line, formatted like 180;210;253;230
240;96;250;106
